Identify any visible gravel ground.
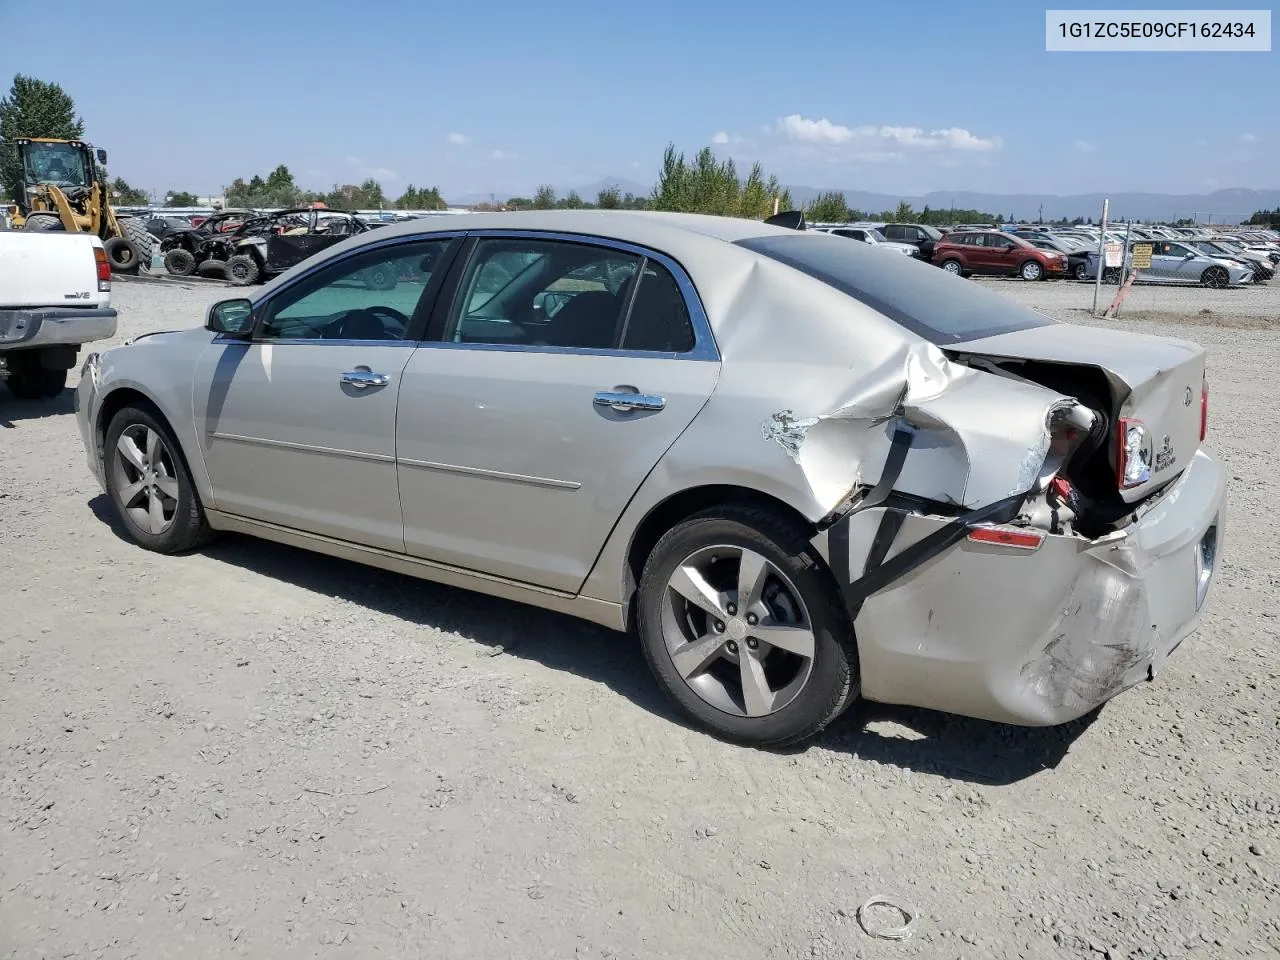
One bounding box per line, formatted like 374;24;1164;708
2;276;1277;960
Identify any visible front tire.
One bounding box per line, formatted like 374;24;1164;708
23;213;63;232
636;505;858;747
103;404;213;553
941;259;964;277
164;248;197;276
1201;266;1229;289
1074;262;1089;281
1020;260;1044;281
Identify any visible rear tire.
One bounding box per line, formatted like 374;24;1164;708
3;351;67;399
226;254;259;286
636;504;859;747
23;213;63;232
104;236;140;273
122;218;156;272
103;403;214;554
164;248;197;276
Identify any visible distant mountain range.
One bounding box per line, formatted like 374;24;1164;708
455;179;1277;224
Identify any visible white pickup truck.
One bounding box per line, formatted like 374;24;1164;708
0;230;118;399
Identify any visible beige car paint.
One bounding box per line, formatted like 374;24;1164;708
74;210;1226;728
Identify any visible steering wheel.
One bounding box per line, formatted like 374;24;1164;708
332;305;409;340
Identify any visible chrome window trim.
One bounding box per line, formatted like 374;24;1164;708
444;229;720;362
212;335;419;348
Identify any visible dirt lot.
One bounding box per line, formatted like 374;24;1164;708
2;276;1277;960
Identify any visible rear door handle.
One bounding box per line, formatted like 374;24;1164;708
594;390;666;412
341;369;390;389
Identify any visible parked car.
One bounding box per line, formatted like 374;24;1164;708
140;215;194;242
1187;238;1273;283
226;208;372;285
1012;232;1094;280
932;230;1069;280
74;211;1225;746
158;209;258;276
808;225;918;257
874;222;945;260
1137;240;1253;287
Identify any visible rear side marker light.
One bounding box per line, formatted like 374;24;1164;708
967;526;1045;550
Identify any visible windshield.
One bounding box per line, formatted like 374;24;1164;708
870;228;889;242
21;142;89;188
737;233;1055;345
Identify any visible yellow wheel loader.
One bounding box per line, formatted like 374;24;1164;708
8;138;153;273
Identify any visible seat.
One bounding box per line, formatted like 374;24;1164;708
542;290;620;348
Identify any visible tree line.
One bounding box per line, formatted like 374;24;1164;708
1246;208;1278;227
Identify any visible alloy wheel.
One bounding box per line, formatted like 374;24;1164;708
942;260;962;274
660;544;816;718
111;424;180;535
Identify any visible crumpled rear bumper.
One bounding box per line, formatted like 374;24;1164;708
823;448;1226;725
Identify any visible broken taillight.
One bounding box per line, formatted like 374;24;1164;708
1200;375;1208;442
1116;417;1152;489
967;526;1045;550
95;246;111;292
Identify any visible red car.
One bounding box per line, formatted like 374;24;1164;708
932;230;1068;281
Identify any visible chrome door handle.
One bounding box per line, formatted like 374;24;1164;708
594;390;665;412
341;369;390;389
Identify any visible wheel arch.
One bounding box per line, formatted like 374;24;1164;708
618;484;819;629
95;386;205;504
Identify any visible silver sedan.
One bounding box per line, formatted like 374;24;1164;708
74;212;1226;746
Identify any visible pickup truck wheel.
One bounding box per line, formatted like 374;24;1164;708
104;404;213;553
636;505;858;747
3;351;67;398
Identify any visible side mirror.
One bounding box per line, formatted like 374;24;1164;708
96;148;108;165
1184;252;1196;259
206;298;254;337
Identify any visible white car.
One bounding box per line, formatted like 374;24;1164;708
808;225;919;257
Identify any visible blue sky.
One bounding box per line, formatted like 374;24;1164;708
7;0;1275;200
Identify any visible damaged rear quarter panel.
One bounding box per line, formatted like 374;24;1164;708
580;248;1073;606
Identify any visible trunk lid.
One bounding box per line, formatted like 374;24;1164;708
0;231;108;310
948;323;1206;503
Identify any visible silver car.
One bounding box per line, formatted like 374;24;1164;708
808;225;919;257
74;212;1226;746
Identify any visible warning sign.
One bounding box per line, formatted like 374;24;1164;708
1131;243;1153;270
1104;242;1123;268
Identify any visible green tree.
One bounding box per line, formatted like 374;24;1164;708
0;74;85;203
561;189;584;209
596;185;620;209
1246;207;1278;226
396;184;446;210
166;190;199;207
532;184;557;209
891;200;914;223
806;190;851;223
506;196;533;210
111;177;149;205
358;178;386;208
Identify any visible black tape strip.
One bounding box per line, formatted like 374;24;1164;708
842;494;1023;611
860;427;913;512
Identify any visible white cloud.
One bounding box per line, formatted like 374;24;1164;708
1202;177;1220;188
1239;132;1258;143
1074;140;1098;152
446;132;471;146
711;131;731;144
489;149;517;160
772;115;1001;155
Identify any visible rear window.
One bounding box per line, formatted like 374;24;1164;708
736;233;1057;345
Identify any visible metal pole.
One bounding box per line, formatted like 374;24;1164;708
1092;197;1109;316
